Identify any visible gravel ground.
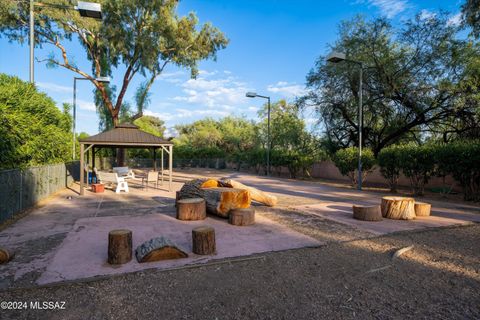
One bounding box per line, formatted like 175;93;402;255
1;224;478;320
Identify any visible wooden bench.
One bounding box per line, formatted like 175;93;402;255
113;167;135;179
96;171;129;193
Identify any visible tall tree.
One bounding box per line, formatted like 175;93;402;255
462;0;480;38
0;0;228;126
300;14;477;154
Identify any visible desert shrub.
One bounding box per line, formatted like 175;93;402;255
398;144;435;196
0;74;72;169
435;141;480;201
378;145;403;192
333;147;375;186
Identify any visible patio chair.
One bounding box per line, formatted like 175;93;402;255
142;171;159;190
113;166;135;179
96;171;129;193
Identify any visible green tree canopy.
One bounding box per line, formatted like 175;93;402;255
0;74;72;169
462;0;480;38
133;115;166;138
0;0;228;127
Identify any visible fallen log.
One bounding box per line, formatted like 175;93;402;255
108;229;132;265
135;237;188;263
219;178;277;207
381;196;416;220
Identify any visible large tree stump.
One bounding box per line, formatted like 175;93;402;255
229;208;255;226
108;229;132;265
176;198;207;220
135;237;188;263
179;179;251;218
192;226;216;255
352;205;382;221
219;179;278;207
0;248;13;264
414;202;431;217
381;196;416;220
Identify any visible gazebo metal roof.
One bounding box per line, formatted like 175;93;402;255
79;123;173;147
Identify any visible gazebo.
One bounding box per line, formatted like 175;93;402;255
79;123;174;195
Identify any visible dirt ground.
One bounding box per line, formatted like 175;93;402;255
0;168;479;319
0;224;478;320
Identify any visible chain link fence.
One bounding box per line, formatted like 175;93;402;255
0;161;79;224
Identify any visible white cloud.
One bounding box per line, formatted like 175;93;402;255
144;108;230;122
37;82;71;93
358;0;410;18
76;99;96;111
419;9;436;21
448;12;462;26
267;81;306;98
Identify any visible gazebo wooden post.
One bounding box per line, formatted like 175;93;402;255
92;147;96;170
169;145;173;191
161;147;164;185
153;148;157;171
80;143;85;195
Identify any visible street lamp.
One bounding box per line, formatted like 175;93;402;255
326;51;364;190
72;76;110;159
29;1;103;83
246;92;271;176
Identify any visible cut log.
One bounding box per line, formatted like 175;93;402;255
179;179;251;218
229;208;255;226
381;196;416;220
176;198;206;220
135;237;188;263
108;229;132;265
352;205;382;221
0;248;13;264
175;191;180;207
414;202;431;217
192;226;216;255
218;179;278;207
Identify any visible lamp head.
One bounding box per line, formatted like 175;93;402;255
76;1;102;19
95;76;110;83
246;92;257;98
326;51;346;63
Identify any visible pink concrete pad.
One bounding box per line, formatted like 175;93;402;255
37;213;321;285
294;202;479;235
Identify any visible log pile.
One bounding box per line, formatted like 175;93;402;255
135;237;188;263
381;196;416;220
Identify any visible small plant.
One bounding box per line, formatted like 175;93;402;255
378;145;403;193
333;147;375;187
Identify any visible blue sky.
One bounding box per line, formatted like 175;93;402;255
0;0;463;136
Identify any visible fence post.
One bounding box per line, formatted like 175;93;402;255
19;170;23;211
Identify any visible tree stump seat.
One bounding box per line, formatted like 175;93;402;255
176;198;206;220
0;248;13;264
108;229;132;265
135;237;188;263
381;196;416;220
414;202;431;217
352;205;382;221
229;208;255;226
192;226;216;255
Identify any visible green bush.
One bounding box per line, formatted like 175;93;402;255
435;141;480;201
333;147;375;186
398;144;435;196
0;74;72;169
378;145;403;192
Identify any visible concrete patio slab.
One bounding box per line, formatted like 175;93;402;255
37;211;322;285
294;201;480;235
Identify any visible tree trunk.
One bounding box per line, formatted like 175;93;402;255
352;205;382;221
176;198;206;220
135;237;188;263
381;197;416;220
219;178;277;206
229;208;255;226
414;202;431;217
192;227;216;255
108;229;132;265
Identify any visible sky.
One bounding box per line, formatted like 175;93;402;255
0;0;464;136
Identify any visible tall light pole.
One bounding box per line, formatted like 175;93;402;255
246;92;271;176
73;76;110;159
29;1;103;83
326;51;364;190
